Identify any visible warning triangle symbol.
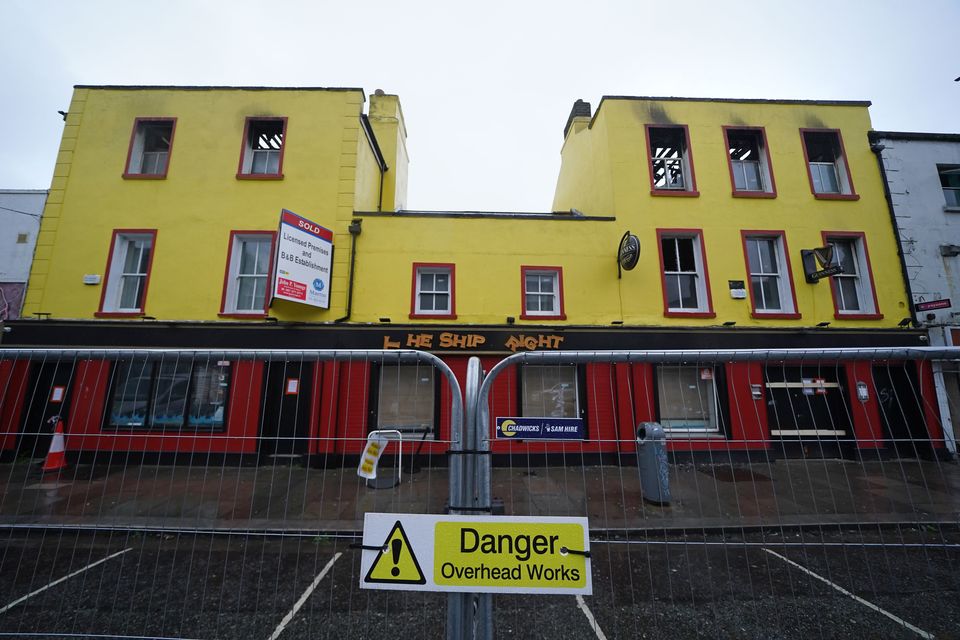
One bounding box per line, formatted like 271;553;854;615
364;520;426;585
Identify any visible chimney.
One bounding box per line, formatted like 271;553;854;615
563;99;592;139
368;91;409;211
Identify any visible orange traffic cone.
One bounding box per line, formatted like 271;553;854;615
41;416;68;474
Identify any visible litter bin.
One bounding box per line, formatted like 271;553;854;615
636;422;671;505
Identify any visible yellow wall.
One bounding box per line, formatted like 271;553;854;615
24;86;371;322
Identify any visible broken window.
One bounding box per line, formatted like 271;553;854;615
802;130;854;196
727;129;772;192
239;118;286;176
125;119;175;177
648;126;693;191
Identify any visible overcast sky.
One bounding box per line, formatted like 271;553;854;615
1;0;957;212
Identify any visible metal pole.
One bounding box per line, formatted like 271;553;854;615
472;358;493;640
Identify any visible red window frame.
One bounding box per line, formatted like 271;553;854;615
656;229;715;318
218;230;277;318
95;228;158;318
236;116;288;180
409;262;457;319
739;230;801;319
722;126;777;198
800;128;859;200
644;124;699;197
520;265;566;320
122;117;177;180
821;230;883;320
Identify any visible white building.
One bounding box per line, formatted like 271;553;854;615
0;190;46;320
870;131;960;448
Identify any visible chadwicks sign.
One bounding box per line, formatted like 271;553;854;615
360;513;592;595
272;209;333;309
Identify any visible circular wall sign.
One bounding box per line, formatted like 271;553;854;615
618;232;640;271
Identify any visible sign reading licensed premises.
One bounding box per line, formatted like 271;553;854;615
272;209;333;309
360;513;591;595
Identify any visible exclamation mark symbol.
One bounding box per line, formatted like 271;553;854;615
391;539;401;577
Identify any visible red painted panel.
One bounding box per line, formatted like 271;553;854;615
314;361;339;455
845;361;884;449
725;362;768;447
918;360;945;446
336;360;371;454
0;359;29;451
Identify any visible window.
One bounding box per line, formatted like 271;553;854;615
801;129;857;199
375;364;436;437
938;165;960;209
741;232;799;317
220;232;274;316
97;230;156;316
237;117;287;178
520;365;582;419
107;358;230;431
824;232;880;318
410;263;456;318
123;118;176;178
656;365;722;433
764;366;849;437
646;125;698;195
521;266;566;320
657;231;714;317
724;127;776;197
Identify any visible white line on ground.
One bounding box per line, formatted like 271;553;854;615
0;547;133;615
762;547;934;639
575;594;608;640
267;552;343;640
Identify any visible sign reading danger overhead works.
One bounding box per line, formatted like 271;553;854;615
359;513;592;595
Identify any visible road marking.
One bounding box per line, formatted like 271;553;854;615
762;548;934;639
267;552;343;640
575;594;608;640
0;547;133;615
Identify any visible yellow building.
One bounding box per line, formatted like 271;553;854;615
4;88;934;463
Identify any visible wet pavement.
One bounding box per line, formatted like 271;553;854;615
2;456;958;533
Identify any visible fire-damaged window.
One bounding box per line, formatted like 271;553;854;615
763;366;850;437
372;364;438;438
938;165;960;208
238;117;286;177
802;129;856;197
726;128;775;195
655;365;726;434
647;125;697;193
124;118;175;177
107;358;230;431
520;365;584;420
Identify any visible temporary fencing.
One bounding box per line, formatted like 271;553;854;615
0;346;959;639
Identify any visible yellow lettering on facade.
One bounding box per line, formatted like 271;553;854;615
505;334;564;353
406;333;434;349
383;336;401;349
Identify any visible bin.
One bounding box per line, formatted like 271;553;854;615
636;422;671;505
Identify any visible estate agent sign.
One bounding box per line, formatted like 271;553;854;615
272;209;333;308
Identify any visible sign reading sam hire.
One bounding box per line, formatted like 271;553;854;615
272;209;333;309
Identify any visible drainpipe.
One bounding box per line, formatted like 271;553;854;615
870;140;918;326
334;219;362;323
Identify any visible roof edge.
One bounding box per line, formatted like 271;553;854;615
74;85;366;97
870;130;960;143
599;95;872;108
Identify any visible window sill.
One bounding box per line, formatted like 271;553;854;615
218;312;268;319
236;173;284;181
519;313;567;321
650;189;700;197
94;311;145;318
944;206;960;214
833;312;884;320
409;312;458;320
732;190;776;199
122;172;167;180
751;312;801;320
664;310;716;319
812;192;860;201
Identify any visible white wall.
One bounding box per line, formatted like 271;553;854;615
875;137;960;325
0;190;46;320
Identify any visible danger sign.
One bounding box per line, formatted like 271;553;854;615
359;513;591;595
